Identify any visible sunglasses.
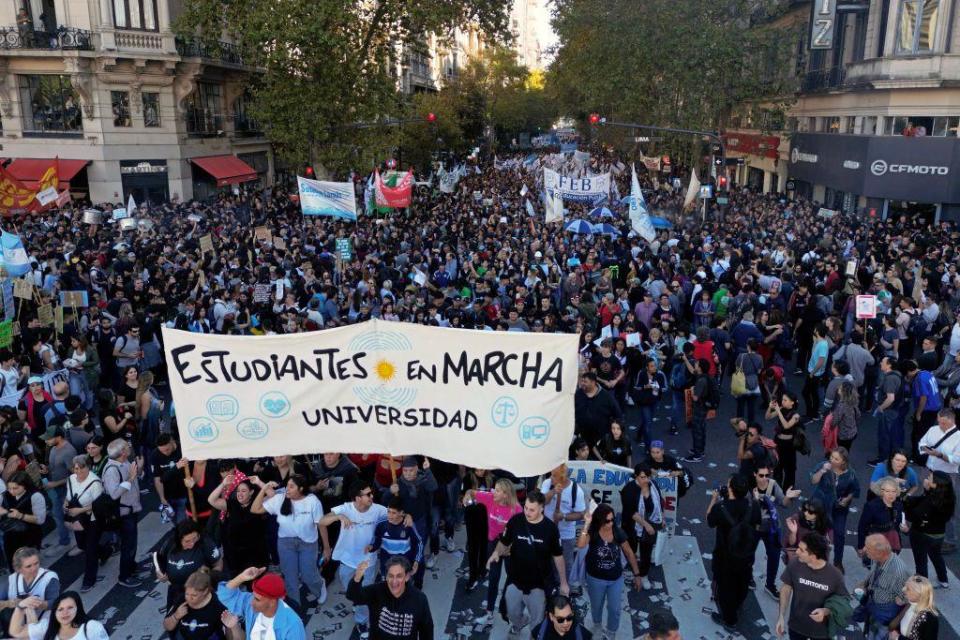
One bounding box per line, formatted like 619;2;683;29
554;615;575;623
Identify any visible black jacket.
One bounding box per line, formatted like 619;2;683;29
347;580;433;640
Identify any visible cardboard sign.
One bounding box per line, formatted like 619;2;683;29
335;238;353;261
652;473;679;527
37;304;53;327
856;294;877;319
273;236;286;251
59;291;88;308
13;278;33;300
54;306;64;334
845;259;857;277
254;226;272;243
0;320;12;348
200;235;214;254
253;283;272;303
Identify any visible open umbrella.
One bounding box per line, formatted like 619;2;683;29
565;219;593;235
589;206;614;219
649;215;673;229
591;223;621;237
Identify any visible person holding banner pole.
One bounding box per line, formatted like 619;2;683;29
541;465;586;596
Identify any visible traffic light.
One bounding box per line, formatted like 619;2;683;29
588;113;601;125
304;165;315;178
426;112;437;123
718;176;728;190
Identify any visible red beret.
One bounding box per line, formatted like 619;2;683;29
252;573;286;599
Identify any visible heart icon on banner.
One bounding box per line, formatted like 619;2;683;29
263;399;287;415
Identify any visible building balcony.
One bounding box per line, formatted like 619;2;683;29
845;54;960;88
176;37;243;65
0;27;93;51
115;30;164;51
232;115;263;138
800;66;846;93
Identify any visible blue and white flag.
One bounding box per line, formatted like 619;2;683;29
298;176;357;221
629;165;656;243
0;231;30;277
525;199;536;218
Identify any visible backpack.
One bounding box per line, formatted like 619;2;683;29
719;502;756;559
537;618;583;640
907;309;927;341
91;465;123;531
669;360;688;390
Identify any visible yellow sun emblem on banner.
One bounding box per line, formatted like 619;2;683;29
375;360;396;382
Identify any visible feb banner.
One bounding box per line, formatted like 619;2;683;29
162;320;578;476
297;177;357;221
565;461;633;513
375;169;413;208
543;168;610;204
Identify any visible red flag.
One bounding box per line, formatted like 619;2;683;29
374;169;413;208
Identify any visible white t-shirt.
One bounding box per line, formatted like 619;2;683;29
67;473;103;508
28;619;109;640
0;366;21;408
540;478;587;540
250;611;277;640
331;502;388;568
262;493;324;543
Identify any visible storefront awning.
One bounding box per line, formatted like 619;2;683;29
7;158;90;189
190;155;258;187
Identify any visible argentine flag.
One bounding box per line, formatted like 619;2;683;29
628;165;656;243
0;231;30;277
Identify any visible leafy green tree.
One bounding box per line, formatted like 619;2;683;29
176;0;513;173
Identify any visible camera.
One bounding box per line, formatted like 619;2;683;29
715;482;728;494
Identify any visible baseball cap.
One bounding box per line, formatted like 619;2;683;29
40;425;66;441
401;456;419;469
27;376;43;386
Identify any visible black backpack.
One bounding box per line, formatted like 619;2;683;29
907;310;927;341
720;502;756;559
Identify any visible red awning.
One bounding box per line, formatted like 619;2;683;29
190;155;258;187
7;158;90;189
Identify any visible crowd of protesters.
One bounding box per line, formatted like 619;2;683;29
0;146;954;640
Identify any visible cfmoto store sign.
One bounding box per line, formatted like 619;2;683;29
869;159;949;177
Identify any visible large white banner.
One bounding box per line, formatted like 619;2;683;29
298;177;357;220
543;168;610;203
162;321;578;476
566;461;633;513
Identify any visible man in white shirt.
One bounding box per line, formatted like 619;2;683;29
0;350;23;409
540;464;586;594
919;408;960;547
319;480;387;638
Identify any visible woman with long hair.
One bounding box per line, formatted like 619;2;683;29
831;381;860;451
578;503;642;638
890;576;939;640
627;464;664;588
9;591;108;639
465;477;521;627
0;471;46;570
251;473;328;611
809;447;860;571
782;498;832;565
208;477;269;578
905;471;956;587
766;390;801;491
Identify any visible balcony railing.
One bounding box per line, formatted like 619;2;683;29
176;37;243;65
115;30;162;50
233;114;262;137
800;66;846;92
185;109;225;137
0;27;92;51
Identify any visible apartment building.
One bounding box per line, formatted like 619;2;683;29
0;0;273;205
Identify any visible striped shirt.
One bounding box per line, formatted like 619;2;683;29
866;554;911;604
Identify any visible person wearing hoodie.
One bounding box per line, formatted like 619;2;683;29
347;556;433;640
381;457;437;584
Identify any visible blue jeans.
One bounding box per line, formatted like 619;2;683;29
876;409;903;460
736;394;758;424
277;537;325;608
636;404;653;449
46;485;70;545
832;507;849;565
118;512;138;581
585;573;623;632
338;560;377;625
752;529;782;588
670;389;686;429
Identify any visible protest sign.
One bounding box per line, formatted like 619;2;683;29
652;473;679;527
335;238;353;261
200;235;214;254
565;461;633;513
59;291;88;308
163;320;578;475
13;278;32;300
543;168;610;204
54;306;63;334
37;304;53;327
252;284;272;303
254;226;272;243
856;294;877;319
273;236;286;251
0;320;12;348
298;176;358;221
